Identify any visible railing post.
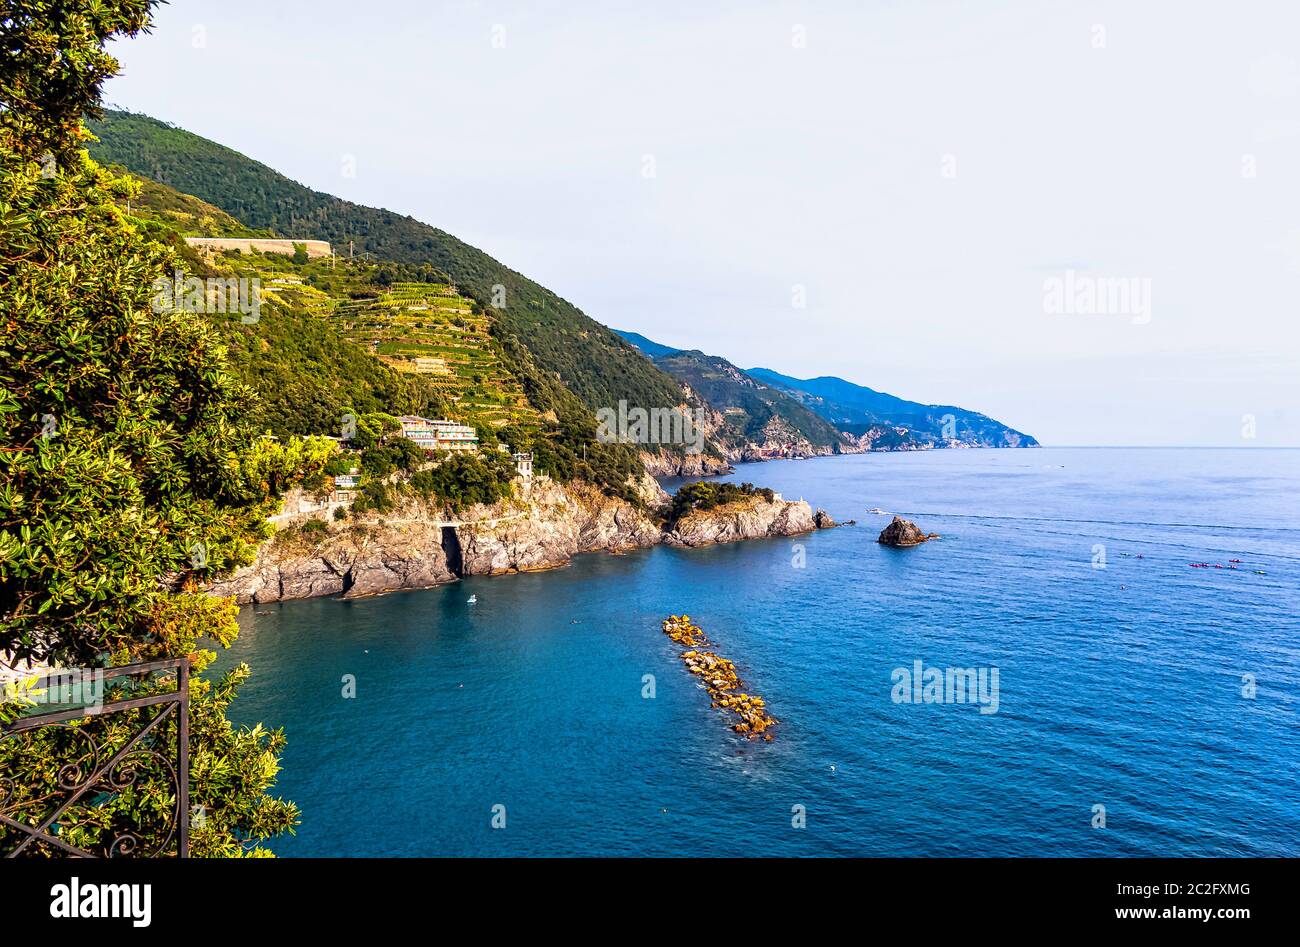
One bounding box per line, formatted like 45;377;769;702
178;656;190;859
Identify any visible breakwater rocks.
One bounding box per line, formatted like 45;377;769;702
210;478;829;605
877;515;939;547
662;615;777;740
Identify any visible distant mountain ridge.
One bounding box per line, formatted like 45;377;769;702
747;368;1038;448
613;331;681;360
650;347;851;459
617;331;1037;450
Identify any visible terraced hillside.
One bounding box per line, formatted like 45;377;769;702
187;246;540;439
331;282;537;432
89;110;690;420
105;167;652;499
159;246;454;438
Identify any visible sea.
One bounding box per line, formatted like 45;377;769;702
213;447;1300;856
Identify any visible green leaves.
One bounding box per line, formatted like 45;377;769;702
0;145;330;664
0;0;158;160
0;1;317;856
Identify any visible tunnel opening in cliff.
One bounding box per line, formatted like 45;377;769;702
441;526;464;577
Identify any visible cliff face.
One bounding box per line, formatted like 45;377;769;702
210;477;824;605
453;480;663;577
666;496;816;547
208;508;459;604
638;448;732;478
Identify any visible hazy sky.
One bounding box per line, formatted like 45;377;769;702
105;1;1300;445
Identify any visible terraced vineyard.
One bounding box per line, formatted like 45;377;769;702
104;158;657;499
191;246;541;437
330;282;537;432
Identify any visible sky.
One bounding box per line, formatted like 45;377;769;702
103;1;1300;446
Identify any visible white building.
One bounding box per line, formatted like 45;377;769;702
412;356;451;375
398;415;478;453
513;452;533;479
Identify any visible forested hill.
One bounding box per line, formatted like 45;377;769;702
107;169;657;499
87;109;684;416
618;330;1039;450
748;367;1039;448
613;333;849;455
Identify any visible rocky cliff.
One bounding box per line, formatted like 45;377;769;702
210;477;825;605
877;515;939;547
638;448;733;478
666;495;816;547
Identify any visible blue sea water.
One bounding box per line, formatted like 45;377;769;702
213;448;1300;856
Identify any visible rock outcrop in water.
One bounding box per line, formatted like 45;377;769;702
876;515;938;547
813;508;837;529
662;615;777;740
210;477;829;605
665;494;816;547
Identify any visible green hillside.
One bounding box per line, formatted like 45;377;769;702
119;168;268;237
88;110;687;418
114;177;647;497
118;207;454;438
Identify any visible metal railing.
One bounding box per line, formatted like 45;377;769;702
0;657;190;857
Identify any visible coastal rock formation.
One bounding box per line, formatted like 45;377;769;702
638;448;732;478
662;615;777;740
877;515;939;547
208;507;458;604
813;508;837;529
210;477;829;605
455;479;662;576
665;495;817;547
340;547;459;599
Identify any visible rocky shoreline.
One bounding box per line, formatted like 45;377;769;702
210;476;830;605
638;448;733;478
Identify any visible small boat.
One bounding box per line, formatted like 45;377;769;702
867;507;889;515
1254;570;1267;575
467;594;477;604
1229;558;1243;563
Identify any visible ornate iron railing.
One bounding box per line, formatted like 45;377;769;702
0;657;190;857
